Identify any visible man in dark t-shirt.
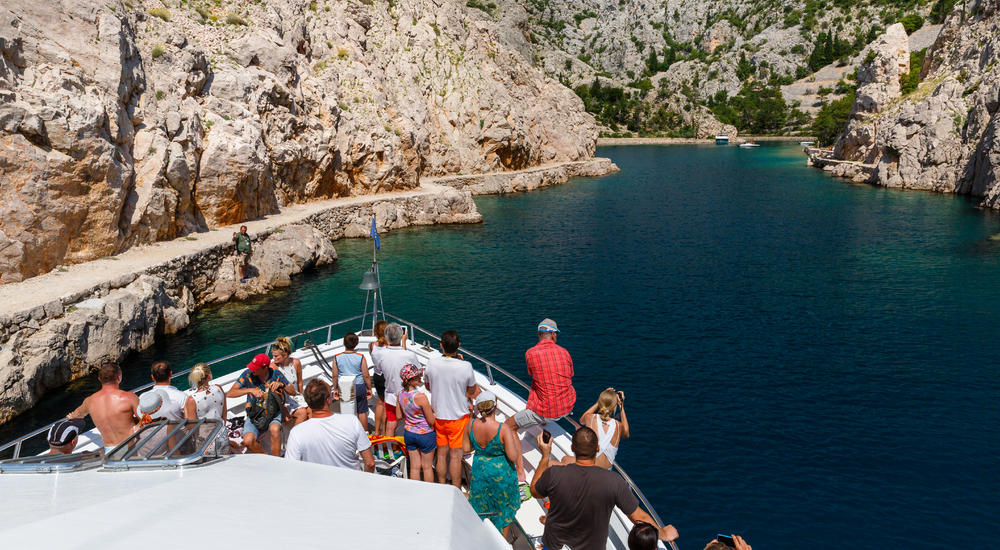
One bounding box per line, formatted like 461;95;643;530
531;426;679;550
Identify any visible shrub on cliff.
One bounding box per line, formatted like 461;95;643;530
899;14;924;34
929;0;956;23
812;90;855;147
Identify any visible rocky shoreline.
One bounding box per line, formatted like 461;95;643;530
598;136;816;146
806;10;1000;206
0;158;617;424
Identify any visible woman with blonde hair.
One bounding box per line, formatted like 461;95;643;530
184;363;230;454
577;387;629;469
463;390;520;540
271;336;308;425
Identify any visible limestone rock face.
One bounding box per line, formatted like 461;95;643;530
0;0;598;283
836;23;910;163
211;225;337;303
821;5;1000;202
0;275;185;423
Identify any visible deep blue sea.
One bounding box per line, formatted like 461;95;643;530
6;145;999;549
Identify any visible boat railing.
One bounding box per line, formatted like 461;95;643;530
383;314;676;549
0;313;368;460
0;311;676;548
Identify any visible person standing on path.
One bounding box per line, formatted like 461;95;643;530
424;329;480;488
232;225;252;282
530;427;678;550
67;362;140;453
503;318;576;487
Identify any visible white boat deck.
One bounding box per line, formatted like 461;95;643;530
1;332;666;550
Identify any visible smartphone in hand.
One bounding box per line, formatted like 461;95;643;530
716;535;736;548
541;429;552;444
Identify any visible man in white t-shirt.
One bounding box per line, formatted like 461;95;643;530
148;361;187;416
424;329;480;487
373;323;421;436
286;379;375;472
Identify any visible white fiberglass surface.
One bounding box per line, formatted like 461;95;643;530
0;454;510;549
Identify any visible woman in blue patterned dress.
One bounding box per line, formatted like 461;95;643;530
464;390;521;539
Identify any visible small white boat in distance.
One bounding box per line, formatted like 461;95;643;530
714;134;729;144
799;141;814;146
738;141;760;148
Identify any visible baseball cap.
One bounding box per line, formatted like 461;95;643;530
537;318;560;333
138;390;165;415
400;363;423;381
247;353;271;372
48;418;86;446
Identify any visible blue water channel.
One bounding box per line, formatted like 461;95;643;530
6;145;999;548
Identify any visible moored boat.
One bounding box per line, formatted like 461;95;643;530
714;134;729;144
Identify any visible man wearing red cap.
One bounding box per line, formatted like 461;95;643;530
227;353;296;455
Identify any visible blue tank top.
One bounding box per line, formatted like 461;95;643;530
336;352;364;384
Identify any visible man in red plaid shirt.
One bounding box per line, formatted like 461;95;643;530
503;318;576;495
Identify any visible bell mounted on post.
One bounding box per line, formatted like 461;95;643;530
360;215;385;334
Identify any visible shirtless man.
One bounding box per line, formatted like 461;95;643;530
67;362;140;453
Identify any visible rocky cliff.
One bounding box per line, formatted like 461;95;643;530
509;0;941;137
0;0;598;283
809;2;1000;206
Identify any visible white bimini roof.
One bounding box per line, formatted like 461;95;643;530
0;454;510;550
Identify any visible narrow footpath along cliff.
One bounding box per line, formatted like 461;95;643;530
0;0;600;284
807;3;1000;204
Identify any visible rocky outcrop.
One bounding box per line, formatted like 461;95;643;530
809;3;1000;203
835;24;910;163
211;225;338;303
0;0;598;283
433;158;618;194
0;183;482;423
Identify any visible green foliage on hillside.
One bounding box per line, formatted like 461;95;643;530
574;79;697;136
899;48;927;94
707;82;788;134
899;14;924;34
929;0;956;23
812;89;855;146
807;29;869;72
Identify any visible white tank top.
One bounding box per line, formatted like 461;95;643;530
276;362;305;409
590;416;619;467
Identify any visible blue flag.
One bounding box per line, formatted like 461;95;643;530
370;216;380;250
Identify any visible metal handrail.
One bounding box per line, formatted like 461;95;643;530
0;313;367;458
0;311;674;547
297;330;336;382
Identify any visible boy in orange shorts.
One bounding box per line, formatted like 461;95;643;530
424;330;480;487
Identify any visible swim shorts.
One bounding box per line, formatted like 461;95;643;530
385;402;399;423
372;373;386;400
435;415;470;449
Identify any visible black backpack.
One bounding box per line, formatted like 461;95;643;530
247;391;282;433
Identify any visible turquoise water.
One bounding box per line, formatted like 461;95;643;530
6;145;1000;548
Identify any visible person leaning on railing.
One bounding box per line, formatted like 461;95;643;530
531;426;678;550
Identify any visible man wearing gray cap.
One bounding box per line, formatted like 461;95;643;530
503;318;576;492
